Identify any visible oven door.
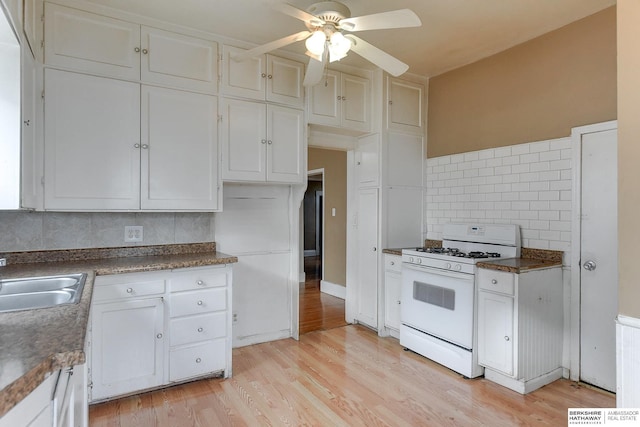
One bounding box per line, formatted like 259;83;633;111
401;263;475;349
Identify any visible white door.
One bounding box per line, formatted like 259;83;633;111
266;55;304;107
341;73;370;132
356;188;378;329
221;99;266;181
266;105;304;183
44;69;141;210
580;128;618;392
141;86;219;210
91;298;165;401
141;27;218;94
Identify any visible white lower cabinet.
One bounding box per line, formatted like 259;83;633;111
477;266;563;394
88;265;232;402
0;374;54;427
383;254;402;334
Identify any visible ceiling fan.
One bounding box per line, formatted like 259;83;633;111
232;1;422;86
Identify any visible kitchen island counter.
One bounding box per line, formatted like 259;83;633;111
0;243;237;417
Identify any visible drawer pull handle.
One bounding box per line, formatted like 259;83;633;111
197;300;203;306
196;358;202;363
197;280;204;286
504;336;510;341
491;279;497;284
126;288;133;293
156;333;163;339
390;261;395;265
197;327;204;332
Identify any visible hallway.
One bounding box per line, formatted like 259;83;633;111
299;256;347;334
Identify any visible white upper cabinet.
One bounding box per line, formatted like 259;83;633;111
308;70;370;132
44;3;218;93
221;98;304;184
44;69;141;210
221;45;304;107
23;0;44;61
44;69;220;211
140;86;220;210
386;77;424;134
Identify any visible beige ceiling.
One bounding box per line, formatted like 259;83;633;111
80;0;616;77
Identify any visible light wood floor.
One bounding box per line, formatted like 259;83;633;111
299;256;347;335
90;325;614;426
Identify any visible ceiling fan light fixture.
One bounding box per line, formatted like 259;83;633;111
305;30;326;56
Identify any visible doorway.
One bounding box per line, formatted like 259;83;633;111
300;169;346;334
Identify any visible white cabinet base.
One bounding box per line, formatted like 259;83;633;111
484;367;563;395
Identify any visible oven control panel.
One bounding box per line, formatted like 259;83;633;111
401;254;475;275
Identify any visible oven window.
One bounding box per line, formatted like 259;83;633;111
413;281;455;310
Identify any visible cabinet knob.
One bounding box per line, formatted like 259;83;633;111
504;336;510;341
397;300;401;305
197;327;204;332
390;261;395;265
23;120;30;126
337;96;341;100
142;48;148;55
267;74;273;79
134;143;140;148
389;100;393;105
341;96;346;101
197;280;204;286
134;47;140;53
196;358;202;363
197;300;203;306
261;139;267;144
491;279;497;284
156;333;163;339
267;140;272;145
126;288;133;293
141;144;149;149
261;73;267;78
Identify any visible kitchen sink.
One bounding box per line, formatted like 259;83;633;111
0;273;87;313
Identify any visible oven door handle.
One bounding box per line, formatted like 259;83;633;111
402;263;473;281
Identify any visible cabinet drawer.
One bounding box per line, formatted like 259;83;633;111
384;255;402;273
169;340;225;382
92;279;165;302
477;268;515;295
170;269;227;292
170;312;226;347
171;288;226;317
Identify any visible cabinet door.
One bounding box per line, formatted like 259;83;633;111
91;298;165;401
307;69;340;126
44;4;140;80
221;45;265;100
356;188;379;329
220;98;266;182
384;270;401;331
356;133;379;187
141;86;219;210
21;42;42;210
141;27;218;94
478;291;514;376
266;55;304;107
44;69;141;210
266;105;304;183
387;77;424;133
341;73;370;132
23;0;43;61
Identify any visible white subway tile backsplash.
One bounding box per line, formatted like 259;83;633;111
426;137;573;261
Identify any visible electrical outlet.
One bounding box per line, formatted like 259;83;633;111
0;258;6;267
124;226;143;243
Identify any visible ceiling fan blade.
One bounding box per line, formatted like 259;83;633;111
231;31;312;62
273;2;325;26
303;55;326;87
340;9;421;32
346;35;409;77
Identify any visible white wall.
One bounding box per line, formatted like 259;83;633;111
425;137;572;262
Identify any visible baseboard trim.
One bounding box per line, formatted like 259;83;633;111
320;280;346;300
233;330;290;348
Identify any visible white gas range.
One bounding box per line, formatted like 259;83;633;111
400;223;521;378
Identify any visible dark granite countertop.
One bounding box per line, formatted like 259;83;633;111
476;257;562;273
0;243;237;417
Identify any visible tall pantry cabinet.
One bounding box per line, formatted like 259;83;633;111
42;3;221;211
